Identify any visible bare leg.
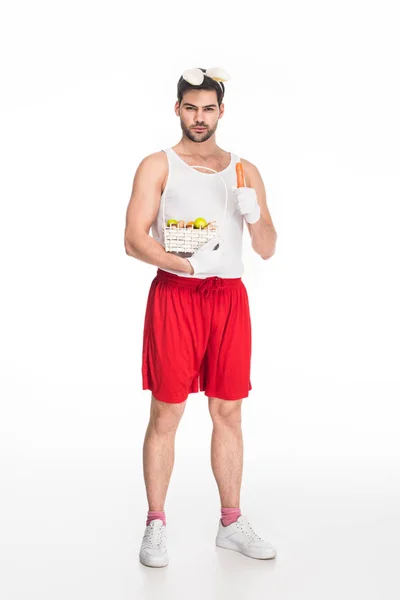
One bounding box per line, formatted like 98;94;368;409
142;394;186;511
208;397;243;508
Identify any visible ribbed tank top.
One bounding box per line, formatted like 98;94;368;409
151;147;246;279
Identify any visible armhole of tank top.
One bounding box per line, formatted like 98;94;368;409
160;149;170;201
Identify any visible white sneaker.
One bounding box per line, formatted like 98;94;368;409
139;519;169;568
216;514;277;560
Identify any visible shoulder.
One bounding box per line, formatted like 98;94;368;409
137;150;168;172
135;151;168;187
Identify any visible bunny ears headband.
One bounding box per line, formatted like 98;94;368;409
181;67;231;89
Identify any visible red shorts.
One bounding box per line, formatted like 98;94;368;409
142;268;252;404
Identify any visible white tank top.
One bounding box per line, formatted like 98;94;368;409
151;147;246;279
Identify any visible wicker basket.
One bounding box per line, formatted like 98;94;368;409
164;223;219;253
162;165;228;254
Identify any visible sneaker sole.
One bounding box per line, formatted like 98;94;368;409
216;537;277;560
139;553;169;568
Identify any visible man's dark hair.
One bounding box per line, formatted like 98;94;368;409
177;68;225;107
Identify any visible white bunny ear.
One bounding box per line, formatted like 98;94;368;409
182;68;205;85
205;67;231;82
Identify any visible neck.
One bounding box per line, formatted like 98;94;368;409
178;136;220;158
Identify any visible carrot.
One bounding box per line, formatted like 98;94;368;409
236;162;245;188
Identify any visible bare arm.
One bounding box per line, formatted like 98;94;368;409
124;152;194;274
241;158;278;259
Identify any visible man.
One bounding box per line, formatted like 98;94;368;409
124;67;278;567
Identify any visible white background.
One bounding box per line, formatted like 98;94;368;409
1;0;399;598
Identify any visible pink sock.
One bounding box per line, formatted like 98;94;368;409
221;507;241;527
146;510;166;527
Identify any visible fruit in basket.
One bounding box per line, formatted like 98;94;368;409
194;217;207;229
186;221;195;227
177;220;185;228
167;219;178;226
205;221;217;230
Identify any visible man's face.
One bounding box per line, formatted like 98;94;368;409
175;90;224;144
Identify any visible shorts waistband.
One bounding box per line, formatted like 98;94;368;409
155;268;242;295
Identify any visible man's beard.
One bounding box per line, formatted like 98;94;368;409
181;120;218;143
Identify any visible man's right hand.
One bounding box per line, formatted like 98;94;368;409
186;237;225;276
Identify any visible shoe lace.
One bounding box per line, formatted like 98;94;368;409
236;519;263;541
146;523;166;547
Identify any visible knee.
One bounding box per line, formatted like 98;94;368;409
149;395;186;434
208;398;242;427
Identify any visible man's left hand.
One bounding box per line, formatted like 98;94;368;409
232;186;261;224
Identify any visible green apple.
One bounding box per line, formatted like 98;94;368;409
167;219;178;226
194;217;207;229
